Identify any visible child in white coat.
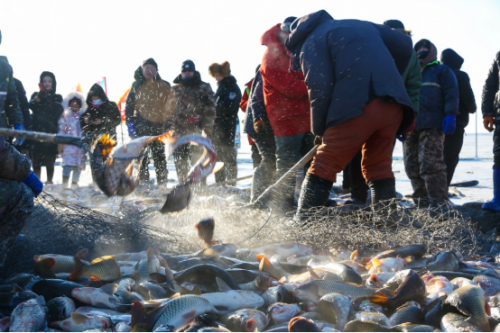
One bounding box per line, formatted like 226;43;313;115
58;92;87;187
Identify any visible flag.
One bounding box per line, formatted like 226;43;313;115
117;87;131;122
96;77;107;95
76;83;82;93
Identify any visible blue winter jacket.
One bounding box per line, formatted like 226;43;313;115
285;10;415;136
416;61;459;130
243;72;269;139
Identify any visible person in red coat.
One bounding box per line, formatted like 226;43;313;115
260;17;314;210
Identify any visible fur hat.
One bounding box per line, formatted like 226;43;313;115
209;61;231;78
62;91;86;114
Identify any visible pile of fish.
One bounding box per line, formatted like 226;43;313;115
2;219;500;332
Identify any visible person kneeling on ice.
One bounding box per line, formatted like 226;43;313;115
0;134;42;267
482;51;500;212
58;92;87;187
285;10;415;220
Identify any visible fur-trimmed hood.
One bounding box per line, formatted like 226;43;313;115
209;61;231;78
62;91;86;116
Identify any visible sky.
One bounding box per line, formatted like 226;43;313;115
2;0;500;134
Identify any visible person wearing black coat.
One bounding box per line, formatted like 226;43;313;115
80;84;121;136
208;61;242;184
440;49;477;186
13;78;32;154
29;71;64;184
285;10;414;219
482;51;500;212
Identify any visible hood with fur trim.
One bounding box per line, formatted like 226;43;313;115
62;91;86;115
209;61;231;78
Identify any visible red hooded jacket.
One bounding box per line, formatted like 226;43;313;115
260;24;310;137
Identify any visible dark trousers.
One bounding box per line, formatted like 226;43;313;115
139;141;168;184
32;152;57;183
494;124;500;167
343;149;368;202
252;124;277;178
213;143;237;184
444;126;465;186
251;144;262;169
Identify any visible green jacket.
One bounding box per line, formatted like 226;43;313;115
402;50;422;113
0;56;22;128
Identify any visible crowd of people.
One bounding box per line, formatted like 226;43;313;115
1;9;500;263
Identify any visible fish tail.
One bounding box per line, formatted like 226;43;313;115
69;256;83;280
368;291;389;304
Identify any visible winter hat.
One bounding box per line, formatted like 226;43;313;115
209;61;231;78
181;60;196;72
281;16;297;32
384;19;412;36
142;58;158;70
63;91;87;113
415;39;438;67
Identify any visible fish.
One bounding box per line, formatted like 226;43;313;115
235;249;259;262
200;283;265;313
441;312;484;332
221;308;269;332
426;276;454;303
425;251;461;272
133;248;160;284
317;293;352;331
114;321;132;332
262;286;295;306
137;282;168;301
288;317;322;332
112;278;139;304
267;302;301;325
132;295;218;332
451;277;479;290
443;285;491;331
32;279;84;302
50;312;111;332
256;254;290;280
9;296;47;332
368;257;407;274
174;263;240;291
160;134;219;213
473;274;500;295
343;319;396;332
209;243;240;258
389;301;422;326
196;218;215;249
293;280;387;304
252;243;315;258
47;296;76;321
372;244;427;261
34;249;89;276
308;261;363;284
356;299;385;313
70;255;121;281
365;272;397;288
354;311;391;326
71;287;122;310
384;270;426;310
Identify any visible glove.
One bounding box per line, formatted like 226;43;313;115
442;115;456;135
127;122;137;138
12;123;25;146
22;171;43;197
314;135;323;146
396;135;404;142
484;115;495;132
254;119;266;133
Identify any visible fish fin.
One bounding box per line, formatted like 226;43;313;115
485;300;491;316
69;257;83;280
155;131;175;144
149;273;167;284
147;248;154;260
91;255;115;264
350;250;358;262
328;254;336;263
307;268;320;280
71;312;90;325
216;277;233;292
257;257;265;286
131;301;148;331
256;254;280;280
344;282;363;288
202;158;211;168
176;284;190;295
34;258;56;278
191;285;201;295
212;162;225;174
369;291;389;304
90;276;101;281
403;256;413;263
131;272;140;282
170;293;181;299
100;283;118;295
76;248;89;260
371;258;382;267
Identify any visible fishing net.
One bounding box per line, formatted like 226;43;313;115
0;192;181;279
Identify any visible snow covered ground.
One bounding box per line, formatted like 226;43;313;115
38;130;495;206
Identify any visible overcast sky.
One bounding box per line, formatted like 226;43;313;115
2;0;499;133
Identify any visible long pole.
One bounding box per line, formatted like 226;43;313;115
0;128;84;147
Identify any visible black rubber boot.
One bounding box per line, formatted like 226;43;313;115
62;176;69;185
294;174;333;224
369;178;396;205
251;166;271;204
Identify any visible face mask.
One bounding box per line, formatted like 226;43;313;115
417;50;430;60
92;99;103;107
